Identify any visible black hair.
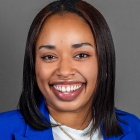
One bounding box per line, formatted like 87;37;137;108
19;0;123;137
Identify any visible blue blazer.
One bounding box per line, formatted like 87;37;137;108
0;100;140;140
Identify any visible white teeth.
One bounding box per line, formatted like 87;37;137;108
67;86;70;92
62;87;66;92
53;84;82;93
71;86;74;91
59;86;61;91
74;85;77;91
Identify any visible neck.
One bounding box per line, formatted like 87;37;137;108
48;106;93;130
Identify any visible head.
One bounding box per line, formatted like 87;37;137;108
19;0;122;137
35;12;98;116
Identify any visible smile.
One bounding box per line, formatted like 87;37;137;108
53;84;82;94
51;83;85;101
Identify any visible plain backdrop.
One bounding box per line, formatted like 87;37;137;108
0;0;140;117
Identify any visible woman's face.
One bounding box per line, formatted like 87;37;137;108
35;13;98;113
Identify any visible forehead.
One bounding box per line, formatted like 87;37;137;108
36;12;95;48
44;12;87;26
39;12;92;34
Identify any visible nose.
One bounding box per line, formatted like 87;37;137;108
56;57;75;78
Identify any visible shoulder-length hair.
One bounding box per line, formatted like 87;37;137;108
19;0;123;137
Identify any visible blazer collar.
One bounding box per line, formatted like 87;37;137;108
102;117;136;140
13;99;54;140
14;99;136;140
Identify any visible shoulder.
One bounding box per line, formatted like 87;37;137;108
0;109;25;126
0;110;27;139
116;109;140;138
0;109;22;119
116;109;140;124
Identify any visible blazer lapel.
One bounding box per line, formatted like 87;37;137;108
14;133;54;140
14;99;54;140
120;131;136;140
13;134;30;140
13;124;54;140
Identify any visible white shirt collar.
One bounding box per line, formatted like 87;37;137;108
49;115;103;140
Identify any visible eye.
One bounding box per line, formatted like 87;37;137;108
41;55;57;61
74;53;90;59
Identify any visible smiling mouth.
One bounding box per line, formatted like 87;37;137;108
53;83;82;94
51;83;85;101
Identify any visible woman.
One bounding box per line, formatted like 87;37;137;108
0;0;140;139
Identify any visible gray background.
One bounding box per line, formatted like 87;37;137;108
0;0;140;117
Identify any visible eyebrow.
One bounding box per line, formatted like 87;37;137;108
38;42;93;50
39;45;56;50
72;42;93;48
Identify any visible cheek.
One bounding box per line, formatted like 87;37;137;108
35;60;52;80
78;59;98;82
35;64;50;85
35;65;51;95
